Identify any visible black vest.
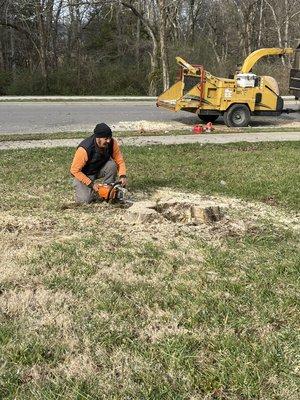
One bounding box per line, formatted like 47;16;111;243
79;135;114;175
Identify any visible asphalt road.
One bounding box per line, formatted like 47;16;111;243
0;100;299;135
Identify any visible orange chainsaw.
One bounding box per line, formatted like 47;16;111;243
97;181;131;206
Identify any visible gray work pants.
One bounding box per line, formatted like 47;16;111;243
74;158;117;204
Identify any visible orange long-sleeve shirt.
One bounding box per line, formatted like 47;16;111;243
70;138;126;186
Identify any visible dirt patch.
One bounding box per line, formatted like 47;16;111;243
154;202;223;224
224;145;260;152
262;195;279;206
0;217;57;235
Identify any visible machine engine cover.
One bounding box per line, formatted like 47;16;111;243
97;184;116;201
236;73;256;88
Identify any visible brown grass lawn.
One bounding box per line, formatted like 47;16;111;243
0;142;299;399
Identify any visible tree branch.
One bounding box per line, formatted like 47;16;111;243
121;1;157;38
0;20;32;38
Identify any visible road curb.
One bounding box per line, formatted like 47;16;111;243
0;96;157;101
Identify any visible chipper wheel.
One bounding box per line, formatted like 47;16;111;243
223;104;251;127
198;115;219;123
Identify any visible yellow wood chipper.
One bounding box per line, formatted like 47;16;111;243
157;47;300;127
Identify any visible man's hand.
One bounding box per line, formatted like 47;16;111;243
92;183;100;192
119;176;127;187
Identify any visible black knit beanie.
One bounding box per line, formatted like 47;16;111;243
94;123;112;138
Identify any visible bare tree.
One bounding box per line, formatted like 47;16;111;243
157;0;169;90
121;0;159;95
0;0;299;94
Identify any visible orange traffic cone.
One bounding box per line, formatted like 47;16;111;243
204;122;214;132
193;124;204;134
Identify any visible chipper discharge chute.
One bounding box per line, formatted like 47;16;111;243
157;48;296;127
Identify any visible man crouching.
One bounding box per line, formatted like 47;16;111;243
70;123;127;204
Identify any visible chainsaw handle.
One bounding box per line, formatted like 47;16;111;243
114;179;127;188
111;181;122;187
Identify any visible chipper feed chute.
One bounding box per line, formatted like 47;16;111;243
156;81;184;111
156;57;205;112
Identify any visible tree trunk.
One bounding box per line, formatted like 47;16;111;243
0;37;5;71
257;0;263;47
148;48;158;96
263;0;285;65
51;0;62;69
284;0;289;48
116;7;123;57
188;0;195;45
158;0;169;91
136;13;141;71
121;1;160;95
75;3;82;92
10;27;16;79
34;0;48;91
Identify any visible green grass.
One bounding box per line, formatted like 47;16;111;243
0;141;299;210
130;141;299;210
0;142;299;399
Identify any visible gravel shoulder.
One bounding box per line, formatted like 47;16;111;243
0;131;300;150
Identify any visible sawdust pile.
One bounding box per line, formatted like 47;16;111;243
118;189;299;233
112;120;192;132
111;116;299;133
